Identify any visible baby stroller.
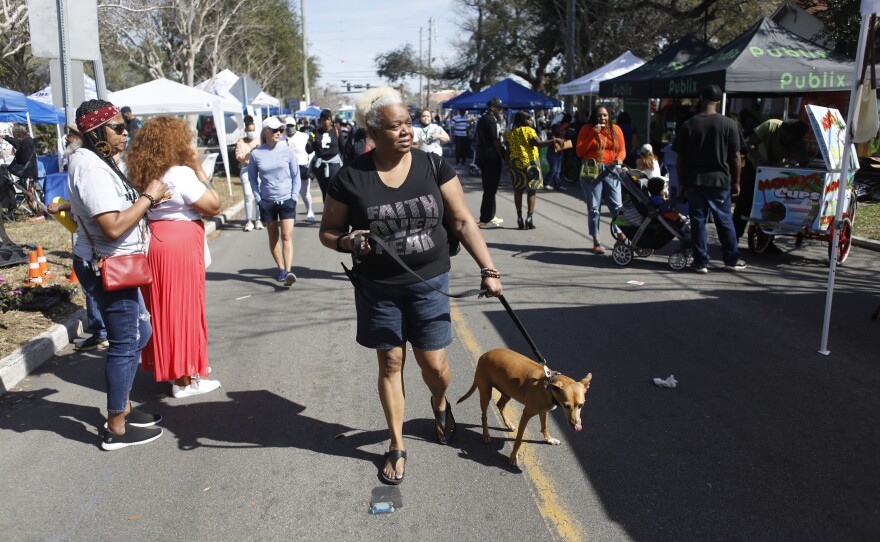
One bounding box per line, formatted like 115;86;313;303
610;170;692;270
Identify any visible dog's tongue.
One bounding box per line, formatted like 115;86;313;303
574;423;582;432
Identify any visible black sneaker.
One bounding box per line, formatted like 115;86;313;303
692;264;709;274
75;335;109;351
101;424;163;451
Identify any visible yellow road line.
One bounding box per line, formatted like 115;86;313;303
451;303;584;542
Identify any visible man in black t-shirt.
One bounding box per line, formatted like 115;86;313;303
673;84;745;273
474;97;508;228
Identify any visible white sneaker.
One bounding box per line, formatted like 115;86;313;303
490;216;504;225
243;221;254;232
171;378;221;398
254;220;264;230
284;272;297;287
305;214;316;223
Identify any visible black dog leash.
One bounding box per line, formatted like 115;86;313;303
354;233;486;299
349;232;556;380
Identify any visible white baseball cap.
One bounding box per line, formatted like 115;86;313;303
283;116;296;126
262;117;283;130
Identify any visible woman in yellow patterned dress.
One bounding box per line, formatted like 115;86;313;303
506;111;561;229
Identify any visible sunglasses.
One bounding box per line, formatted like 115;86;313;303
268;127;285;134
105;122;127;135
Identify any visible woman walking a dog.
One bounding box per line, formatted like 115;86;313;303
319;87;502;485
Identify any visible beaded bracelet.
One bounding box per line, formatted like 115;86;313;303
480;267;501;279
142;193;157;207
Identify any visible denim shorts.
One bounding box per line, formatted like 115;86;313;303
258;198;296;223
354;273;453;351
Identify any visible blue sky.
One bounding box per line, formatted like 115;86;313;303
305;0;459;90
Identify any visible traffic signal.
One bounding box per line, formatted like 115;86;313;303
347;83;351;92
366;83;371;89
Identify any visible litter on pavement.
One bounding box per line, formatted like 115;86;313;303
653;375;678;388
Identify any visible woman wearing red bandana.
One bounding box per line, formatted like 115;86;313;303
68;99;171;450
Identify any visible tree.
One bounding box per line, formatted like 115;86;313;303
0;0;44;92
375;44;419;83
388;0;777;97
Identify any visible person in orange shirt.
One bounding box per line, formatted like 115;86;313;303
576;106;626;254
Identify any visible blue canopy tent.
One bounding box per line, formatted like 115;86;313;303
296;105;322;118
448;79;561;110
0;87;28;112
0;98;64;124
442;90;473;109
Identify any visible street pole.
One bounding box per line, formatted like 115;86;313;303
419;27;423;108
427;17;433;111
55;0;73;127
301;0;310;104
566;0;576;115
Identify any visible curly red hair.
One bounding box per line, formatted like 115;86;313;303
126;116;195;192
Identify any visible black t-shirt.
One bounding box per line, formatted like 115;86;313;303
328;148;456;284
314;127;340;159
475;112;503;163
672;113;741;188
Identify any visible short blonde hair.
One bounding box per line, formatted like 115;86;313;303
355;87;404;130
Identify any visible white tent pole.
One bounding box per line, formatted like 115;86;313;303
26;111;33;137
721;92;727;115
55;123;63;172
819;12;871;356
645;99;651;147
212;104;232;195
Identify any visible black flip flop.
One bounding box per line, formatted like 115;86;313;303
431;397;456;445
380;449;406;485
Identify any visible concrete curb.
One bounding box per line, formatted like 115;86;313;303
853;235;880;252
0;309;85;394
0;198;245;395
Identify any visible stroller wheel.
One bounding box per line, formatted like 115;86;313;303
468;164;481;177
612;243;633;266
668;252;688;270
634;247;653;258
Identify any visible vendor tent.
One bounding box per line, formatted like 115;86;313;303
109;78;243;194
196;69;280;109
559;51;645;96
653;18;854;97
296;105;323;118
0;98;64;124
449;78;560;110
442;90;473;109
0;87;28;112
598;35;715;98
29;75;98;105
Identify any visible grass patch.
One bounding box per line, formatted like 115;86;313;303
0;176;243;359
854;201;880;241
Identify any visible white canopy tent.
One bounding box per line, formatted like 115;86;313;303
196;69;280;109
29;74;98;105
109;78;243;194
820;0;880;354
558;52;645;96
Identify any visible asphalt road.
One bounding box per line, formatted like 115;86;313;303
1;165;878;542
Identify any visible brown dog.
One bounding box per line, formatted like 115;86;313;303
457;348;592;465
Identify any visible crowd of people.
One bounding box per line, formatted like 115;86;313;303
5;81;814;480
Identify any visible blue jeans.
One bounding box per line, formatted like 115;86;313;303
84;290;107;340
580;164;623;236
74;257;152;415
546;152;562;188
686;186;740;267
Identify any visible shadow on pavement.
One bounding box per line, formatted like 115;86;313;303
469;268;880;541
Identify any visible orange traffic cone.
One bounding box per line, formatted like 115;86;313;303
36;246;55;278
66;266;79;284
24;250;43;286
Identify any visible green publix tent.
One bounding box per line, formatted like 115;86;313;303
598;34;716;99
652;17;854;99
